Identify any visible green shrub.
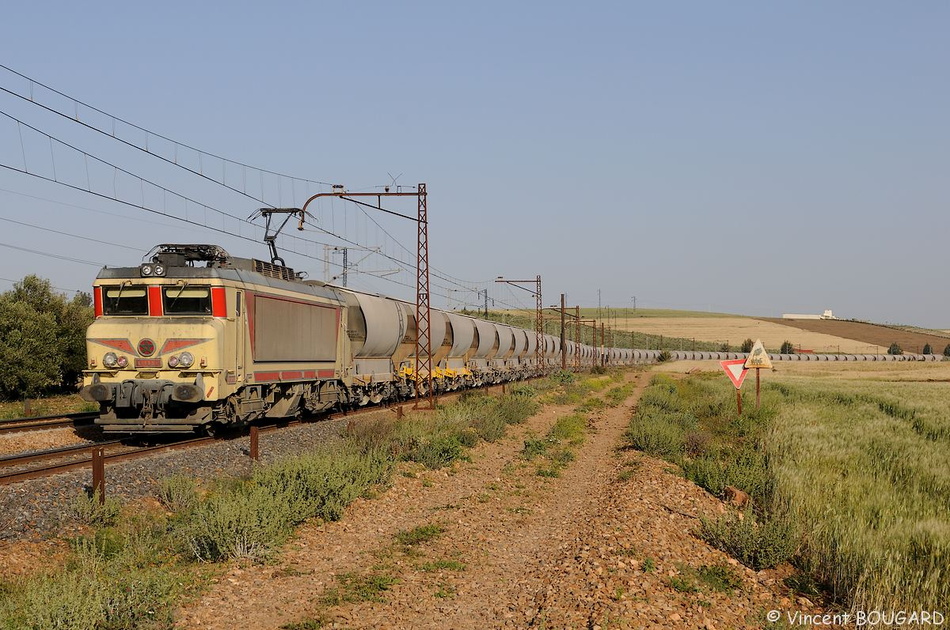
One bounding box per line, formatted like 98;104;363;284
0;535;178;630
494;393;539;424
699;510;796;570
185;483;295;563
697;564;743;593
69;490;121;528
158;475;199;513
625;415;686;459
549;413;586;445
471;413;506;442
187;446;393;562
549;370;575;385
521;437;550;460
407;435;464;469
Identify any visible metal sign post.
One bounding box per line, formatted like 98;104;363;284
744;339;773;410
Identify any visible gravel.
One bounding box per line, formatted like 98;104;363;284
0;416;351;542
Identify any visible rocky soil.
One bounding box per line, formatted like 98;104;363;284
176;370;824;630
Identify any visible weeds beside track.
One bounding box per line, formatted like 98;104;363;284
624;371;950;612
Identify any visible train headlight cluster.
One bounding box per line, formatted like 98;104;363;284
140;263;166;277
168;352;194;369
102;353;129;369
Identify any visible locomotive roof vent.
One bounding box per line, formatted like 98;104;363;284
253;258;296;282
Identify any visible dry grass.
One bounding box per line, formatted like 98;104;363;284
617;317;879;353
655;360;950;382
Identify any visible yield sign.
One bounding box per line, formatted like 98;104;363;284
719;359;749;390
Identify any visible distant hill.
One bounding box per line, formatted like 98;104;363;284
761;318;950;355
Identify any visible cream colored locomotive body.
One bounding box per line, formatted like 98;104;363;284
81;246;349;433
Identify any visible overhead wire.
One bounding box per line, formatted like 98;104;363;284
0;65;511;306
0;216;143;251
0;240;104;266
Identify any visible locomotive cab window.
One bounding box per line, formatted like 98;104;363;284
103;286;148;315
163;287;212;315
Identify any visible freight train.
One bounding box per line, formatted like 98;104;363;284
79;244;634;434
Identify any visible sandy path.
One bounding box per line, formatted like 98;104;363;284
176;369;820;629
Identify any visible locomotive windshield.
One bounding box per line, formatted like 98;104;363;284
103;286;148;315
163;286;212;315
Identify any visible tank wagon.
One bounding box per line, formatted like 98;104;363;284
79;244;632;434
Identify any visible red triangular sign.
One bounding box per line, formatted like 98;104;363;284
719;359;749;389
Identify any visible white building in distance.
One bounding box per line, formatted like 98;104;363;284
782;310;837;320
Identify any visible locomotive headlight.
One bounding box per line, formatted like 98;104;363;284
168;355;179;368
103;352;118;368
116;356;129;368
178;352;195;368
153;264;166;277
140;264;153;277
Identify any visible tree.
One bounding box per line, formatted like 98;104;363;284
0;276;94;399
0;295;59;398
740;338;754;353
780;340;795;354
923;343;932;355
887;342;903;356
944;344;950;358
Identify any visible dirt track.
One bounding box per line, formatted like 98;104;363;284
176;370;820;629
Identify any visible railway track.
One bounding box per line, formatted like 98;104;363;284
0;383;514;487
0;411;99;435
0;437;213;485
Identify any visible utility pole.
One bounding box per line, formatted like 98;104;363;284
559;293;566;370
496;275;543;372
298;183;432;408
575;306;580;370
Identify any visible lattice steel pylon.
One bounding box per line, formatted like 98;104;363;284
574;306;581;370
495;275;543;373
535;275;543;371
414;183;433;408
296;182;433;408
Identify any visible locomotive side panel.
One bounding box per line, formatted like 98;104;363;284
249;294;338;362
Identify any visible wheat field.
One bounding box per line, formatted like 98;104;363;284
618;316;880;353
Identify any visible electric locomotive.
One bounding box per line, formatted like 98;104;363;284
79;244;348;433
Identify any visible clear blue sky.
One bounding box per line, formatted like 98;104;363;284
1;1;947;326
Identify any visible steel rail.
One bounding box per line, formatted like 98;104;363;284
0;412;99;435
0;380;524;486
0;437;213;485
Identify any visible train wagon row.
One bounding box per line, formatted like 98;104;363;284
79;245;639;434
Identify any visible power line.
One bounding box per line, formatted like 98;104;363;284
0;63;334;198
0;216;143;252
0;275;86;294
0;65;510;305
0;240;104;266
